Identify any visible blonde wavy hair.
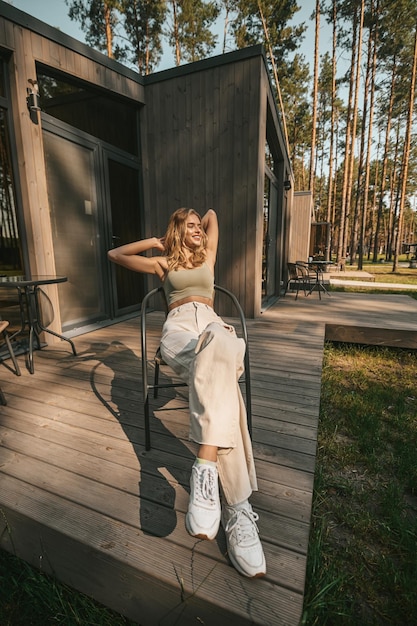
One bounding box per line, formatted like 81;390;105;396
164;208;208;270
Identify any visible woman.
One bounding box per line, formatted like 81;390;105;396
108;208;266;578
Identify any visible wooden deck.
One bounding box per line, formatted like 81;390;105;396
1;291;416;625
270;290;417;349
0;311;322;625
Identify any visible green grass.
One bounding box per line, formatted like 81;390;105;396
0;547;138;626
328;258;417;299
302;343;417;626
342;257;417;285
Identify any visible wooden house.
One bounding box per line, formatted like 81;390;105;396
0;0;299;334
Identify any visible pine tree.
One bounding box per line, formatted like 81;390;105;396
65;0;123;60
120;0;166;74
168;0;220;65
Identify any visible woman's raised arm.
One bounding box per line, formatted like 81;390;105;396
201;209;219;265
108;237;166;277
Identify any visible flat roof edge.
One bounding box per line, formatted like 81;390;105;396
144;44;265;84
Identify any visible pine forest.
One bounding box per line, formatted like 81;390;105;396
66;0;417;269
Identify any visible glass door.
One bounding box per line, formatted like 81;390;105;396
262;173;278;305
43;129;107;330
105;151;144;315
43;121;144;331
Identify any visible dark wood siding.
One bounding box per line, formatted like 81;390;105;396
142;55;266;316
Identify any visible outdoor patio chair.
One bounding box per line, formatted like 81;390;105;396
296;260;318;286
140;284;252;451
284;262;307;299
0;319;21;405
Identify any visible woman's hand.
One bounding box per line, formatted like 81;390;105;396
154;237;165;252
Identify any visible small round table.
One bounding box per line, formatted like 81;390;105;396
307;261;331;298
0;275;77;374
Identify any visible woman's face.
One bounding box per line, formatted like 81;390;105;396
183;213;202;249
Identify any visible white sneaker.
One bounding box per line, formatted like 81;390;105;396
222;501;266;578
186;461;221;540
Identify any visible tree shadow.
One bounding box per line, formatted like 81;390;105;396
76;340;196;538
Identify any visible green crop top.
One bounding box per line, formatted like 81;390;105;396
163;263;214;306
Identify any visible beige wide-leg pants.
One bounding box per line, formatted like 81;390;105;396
160;301;257;505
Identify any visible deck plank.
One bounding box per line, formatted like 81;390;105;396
0;309;323;625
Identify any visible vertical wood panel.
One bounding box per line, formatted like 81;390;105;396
2;18;15;48
10;24;63;333
204;67;216;210
289;192;312;263
47;40;61;68
0;18;7;47
231;60;244;299
143;55;270;317
251;63;268;316
217;63;235;292
30;31;43;60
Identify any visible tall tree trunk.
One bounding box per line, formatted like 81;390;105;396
368;138;380;259
326;0;337;262
172;0;181;65
104;1;113;58
393;25;417;271
387;121;401;260
358;0;378;270
355;0;377;268
344;0;364;264
351;24;370;265
309;0;320;195
223;3;230;53
257;0;289;148
337;8;358;265
372;60;396;261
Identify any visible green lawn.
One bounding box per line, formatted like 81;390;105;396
302;343;417;625
343;258;417;285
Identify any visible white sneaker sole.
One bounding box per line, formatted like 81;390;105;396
185;514;220;541
227;548;266;578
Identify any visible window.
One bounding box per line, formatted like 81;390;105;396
265;140;274;171
0;60;23;274
37;69;139;155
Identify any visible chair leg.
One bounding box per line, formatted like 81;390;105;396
144;390;151;451
154;360;160;398
295;281;300;300
3;331;21;376
244;350;252;437
0;385;7;405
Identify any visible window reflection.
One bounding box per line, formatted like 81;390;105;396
0;62;5;99
37;70;139;155
0;108;22;274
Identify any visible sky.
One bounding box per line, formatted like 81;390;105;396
7;0;332;75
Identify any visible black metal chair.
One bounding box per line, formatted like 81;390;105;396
284;262;307;299
0;319;21;405
140;285;252;451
